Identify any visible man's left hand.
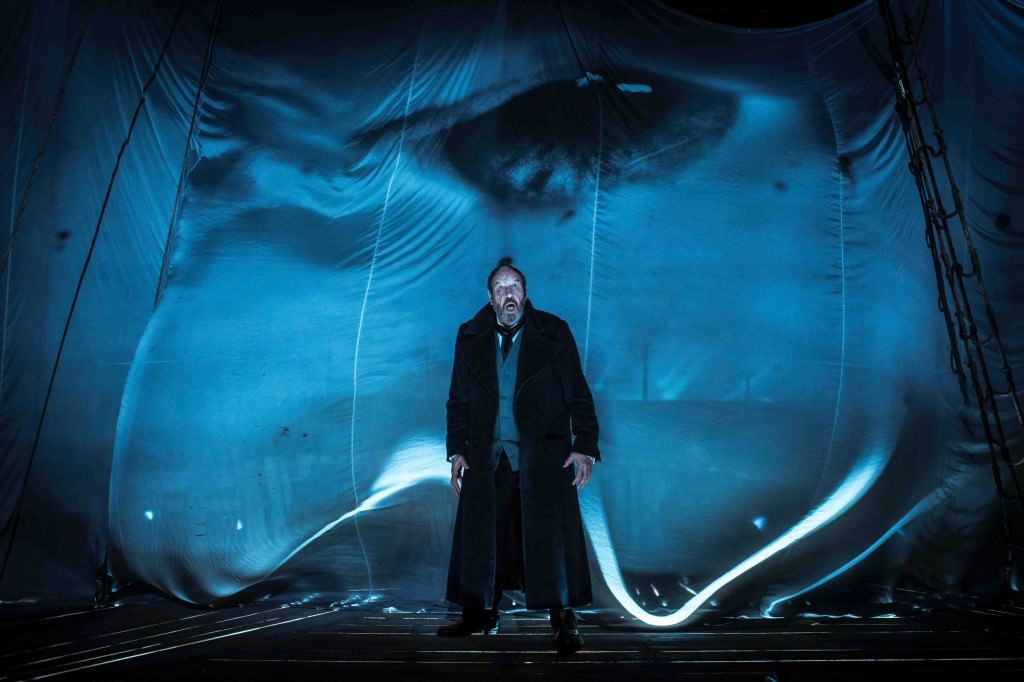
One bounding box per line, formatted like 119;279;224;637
562;451;594;489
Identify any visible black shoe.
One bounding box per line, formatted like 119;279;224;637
551;608;583;654
436;613;500;637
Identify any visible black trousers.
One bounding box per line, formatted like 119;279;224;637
463;451;521;621
465;452;567;630
493;451;524;595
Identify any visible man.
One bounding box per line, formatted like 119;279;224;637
438;257;600;655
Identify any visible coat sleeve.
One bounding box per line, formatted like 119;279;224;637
559;320;600;461
445;326;470;461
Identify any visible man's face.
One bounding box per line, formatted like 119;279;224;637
489;267;526;328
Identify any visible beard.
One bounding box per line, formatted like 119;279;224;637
496;301;522;328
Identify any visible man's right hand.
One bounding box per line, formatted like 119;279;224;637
450;455;469;496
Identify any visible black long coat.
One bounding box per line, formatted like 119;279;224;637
445;300;600;610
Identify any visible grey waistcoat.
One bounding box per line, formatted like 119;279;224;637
492;331;521;471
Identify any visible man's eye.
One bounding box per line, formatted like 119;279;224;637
440;73;739;207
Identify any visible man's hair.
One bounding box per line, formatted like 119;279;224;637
487;256;527;293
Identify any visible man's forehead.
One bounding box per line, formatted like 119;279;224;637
492;269;523;286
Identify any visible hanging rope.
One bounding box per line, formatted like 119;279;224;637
95;2;223;609
0;1;96;281
878;0;1024;602
153;1;222;309
0;0;188;584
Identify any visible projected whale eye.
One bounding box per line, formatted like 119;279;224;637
441;73;738;206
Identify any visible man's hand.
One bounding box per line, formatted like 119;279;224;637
563;451;594;489
449;455;469;496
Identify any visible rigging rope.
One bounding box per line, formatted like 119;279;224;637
153;1;222;309
878;0;1024;602
95;0;223;609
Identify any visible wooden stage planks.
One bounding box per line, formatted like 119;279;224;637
1;600;1022;680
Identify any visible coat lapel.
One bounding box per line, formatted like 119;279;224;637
459;304;498;399
515;301;560;399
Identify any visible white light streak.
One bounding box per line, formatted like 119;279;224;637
763;487;943;615
277;440;448;568
581;446;889;627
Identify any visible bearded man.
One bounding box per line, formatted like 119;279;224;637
437;256;600;655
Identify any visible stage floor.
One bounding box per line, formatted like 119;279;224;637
1;599;1022;680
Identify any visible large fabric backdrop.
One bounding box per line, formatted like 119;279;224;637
2;0;1022;624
